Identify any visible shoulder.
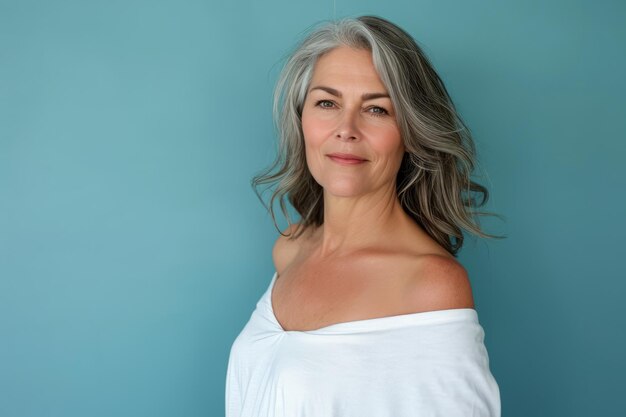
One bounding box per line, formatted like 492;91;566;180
404;254;475;311
272;222;305;274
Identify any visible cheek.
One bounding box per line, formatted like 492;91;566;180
372;126;403;154
301;114;320;166
303;139;324;185
302;112;331;145
301;118;332;184
303;139;324;176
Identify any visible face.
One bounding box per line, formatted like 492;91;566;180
301;46;405;198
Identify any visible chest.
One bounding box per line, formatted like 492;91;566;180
270;267;415;332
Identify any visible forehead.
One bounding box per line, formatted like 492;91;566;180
310;46;386;89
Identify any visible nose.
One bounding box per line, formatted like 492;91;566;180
335;109;360;141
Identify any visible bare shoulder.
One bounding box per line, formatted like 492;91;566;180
272;222;306;274
405;254;475;311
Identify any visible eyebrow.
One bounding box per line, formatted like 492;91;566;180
308;85;390;101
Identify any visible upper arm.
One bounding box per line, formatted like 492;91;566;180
407;255;475;311
272;223;301;274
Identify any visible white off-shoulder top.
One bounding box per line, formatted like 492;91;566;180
225;271;501;417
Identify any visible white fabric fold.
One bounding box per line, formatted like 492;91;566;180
226;271;501;417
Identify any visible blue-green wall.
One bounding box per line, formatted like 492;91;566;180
1;1;624;416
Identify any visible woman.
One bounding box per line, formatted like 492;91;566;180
226;15;503;417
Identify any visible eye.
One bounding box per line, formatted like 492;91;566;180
314;99;336;109
368;106;389;117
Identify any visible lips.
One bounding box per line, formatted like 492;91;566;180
327;153;368;166
326;153;367;161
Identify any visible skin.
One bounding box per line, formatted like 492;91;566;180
271;46;474;332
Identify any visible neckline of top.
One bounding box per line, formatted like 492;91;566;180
266;271;478;334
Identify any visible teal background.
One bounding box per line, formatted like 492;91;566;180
1;0;624;416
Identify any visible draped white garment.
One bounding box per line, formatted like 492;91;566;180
225;271;501;417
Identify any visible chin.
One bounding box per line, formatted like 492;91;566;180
322;182;367;198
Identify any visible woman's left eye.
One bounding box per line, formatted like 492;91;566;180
369;106;389;116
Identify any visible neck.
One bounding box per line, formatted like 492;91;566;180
313;183;412;258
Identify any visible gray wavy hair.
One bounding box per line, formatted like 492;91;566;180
251;15;505;256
